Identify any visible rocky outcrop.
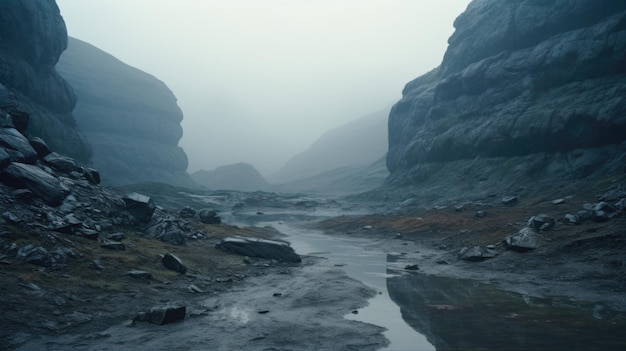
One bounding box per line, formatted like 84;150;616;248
56;37;193;186
192;163;269;191
0;0;91;162
385;0;626;201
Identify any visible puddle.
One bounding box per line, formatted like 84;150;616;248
278;223;626;351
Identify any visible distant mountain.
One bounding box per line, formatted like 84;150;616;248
269;156;388;197
56;37;193;186
270;106;390;185
192;163;269;191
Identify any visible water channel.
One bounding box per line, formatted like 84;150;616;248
274;222;626;351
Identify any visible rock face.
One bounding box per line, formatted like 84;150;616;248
0;0;91;162
192;163;269;191
385;0;626;201
56;37;193;186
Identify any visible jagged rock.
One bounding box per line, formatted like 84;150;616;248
16;244;51;267
0;127;38;163
43;152;79;173
0;162;69;206
89;259;104;270
122;192;155;222
501;196;518;206
145;219;187;245
198;208;221;225
82;167;100;185
161;253;187;274
528;214;554;231
12;188;34;202
504;227;538;252
179;206;196;219
28;136;52;157
592;202;617;222
216;237;301;263
2;211;21;224
134;305;186;325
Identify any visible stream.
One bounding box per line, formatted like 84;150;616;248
274;222;626;351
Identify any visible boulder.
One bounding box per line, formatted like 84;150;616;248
134;305;186;325
528;214;554;231
504;227;538;252
0;127;38;163
43;152;80;173
122;192;155;222
198;208;221;224
458;245;495;261
216;236;301;263
0;148;10;169
145;219;187;245
0;162;69;206
28;136;52;157
563;214;578;225
128;270;152;279
179;206;196;219
161;253;187;274
501;196;518;206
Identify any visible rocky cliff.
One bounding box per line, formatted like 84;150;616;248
384;0;626;203
0;0;91;162
56;37;193;186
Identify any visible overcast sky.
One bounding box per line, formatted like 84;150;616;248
56;0;471;176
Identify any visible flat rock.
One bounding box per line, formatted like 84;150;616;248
0;127;37;163
216;236;301;263
505;227;538;252
0;162;69;206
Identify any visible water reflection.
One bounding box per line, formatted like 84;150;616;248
386;254;626;350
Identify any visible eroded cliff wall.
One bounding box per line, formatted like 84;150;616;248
0;0;91;162
385;0;626;202
57;37;193;186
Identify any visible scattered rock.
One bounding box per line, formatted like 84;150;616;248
501;196;518;206
216;236;301;263
528;214;555;231
122;193;155;222
475;210;487;219
89;259;104;270
552;198;565;205
504;227;538;252
458;245;494;261
0;162;69;206
134;305;186;325
99;239;125;251
198;208;221;224
363;225;373;230
128;270;152;279
187;284;204;293
576;210;593;222
563;214;579;225
179;206;196;219
162;253;187;274
43;152;79;173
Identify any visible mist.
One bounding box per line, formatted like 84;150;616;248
55;0;471;177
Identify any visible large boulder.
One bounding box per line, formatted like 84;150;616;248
0;162;69;206
216;236;301;263
122;193;155;222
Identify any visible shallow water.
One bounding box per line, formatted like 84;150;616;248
276;223;626;351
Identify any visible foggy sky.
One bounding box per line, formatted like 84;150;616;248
55;0;471;176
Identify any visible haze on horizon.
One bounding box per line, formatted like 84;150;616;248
56;0;471;177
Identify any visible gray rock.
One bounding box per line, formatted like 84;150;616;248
100;239;125;251
0;127;37;163
134;305;186;325
28;136;52;157
0;162;69;206
122;192;155;222
501;196;518;206
475;210;487;219
504;227;538;252
2;211;21;224
128;270;152;279
0;148;10;169
144;218;187;245
179;206;196;219
552;198;565;205
43;152;79;173
563;214;578;225
216;236;301;263
198;208;221;224
458;245;494;261
162;253;187;274
528;214;554;231
576;210;593;222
